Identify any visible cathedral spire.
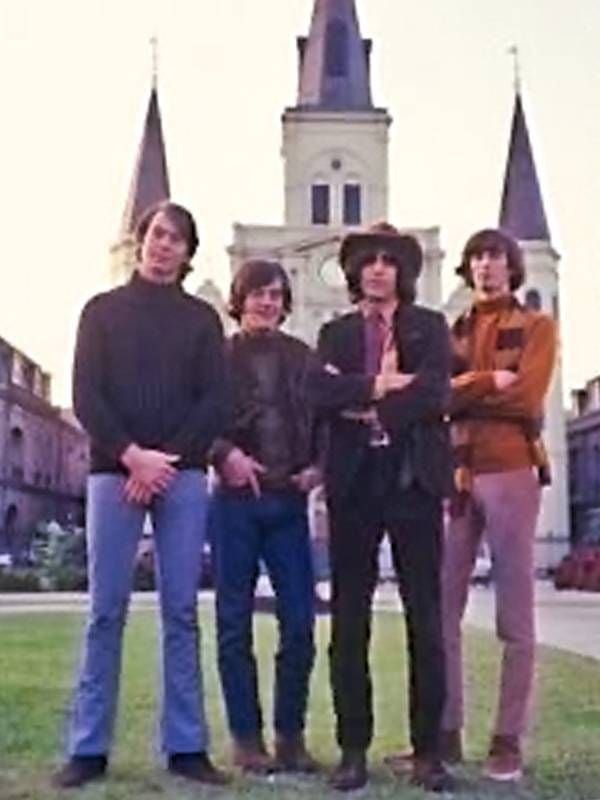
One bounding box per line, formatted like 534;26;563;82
295;0;373;110
499;90;550;242
120;46;170;236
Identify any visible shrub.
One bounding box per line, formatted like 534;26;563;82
32;521;88;592
0;569;41;592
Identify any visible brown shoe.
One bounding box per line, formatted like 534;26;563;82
440;728;463;765
383;749;414;776
329;749;368;792
384;729;463;774
483;735;523;782
167;752;230;785
52;755;107;788
274;734;321;773
411;756;456;793
232;736;276;774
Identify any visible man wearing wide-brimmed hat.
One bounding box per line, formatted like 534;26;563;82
313;222;453;792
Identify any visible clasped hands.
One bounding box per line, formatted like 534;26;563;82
121;444;180;506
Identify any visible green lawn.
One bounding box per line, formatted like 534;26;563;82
1;606;599;799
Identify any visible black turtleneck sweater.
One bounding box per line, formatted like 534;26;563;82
73;272;226;473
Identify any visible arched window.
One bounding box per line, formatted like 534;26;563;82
524;288;542;311
2;504;19;554
9;427;24;482
325;20;349;77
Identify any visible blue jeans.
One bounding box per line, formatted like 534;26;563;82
67;470;209;757
212;488;315;740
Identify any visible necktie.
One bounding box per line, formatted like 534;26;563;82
365;311;386;375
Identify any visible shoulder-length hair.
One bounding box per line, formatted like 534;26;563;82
344;249;418;305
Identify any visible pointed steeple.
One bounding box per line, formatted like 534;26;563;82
499;92;550;242
120;83;170;236
296;0;373;111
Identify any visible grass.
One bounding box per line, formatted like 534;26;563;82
0;604;599;799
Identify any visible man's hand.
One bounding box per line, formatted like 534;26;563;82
291;466;323;493
493;370;517;391
373;372;415;399
120;444;180;503
220;447;266;497
124;477;154;506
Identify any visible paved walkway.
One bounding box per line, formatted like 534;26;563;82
1;581;599;661
375;580;600;662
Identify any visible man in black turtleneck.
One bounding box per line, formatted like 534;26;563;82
54;202;228;789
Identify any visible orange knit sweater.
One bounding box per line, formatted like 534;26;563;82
450;296;557;474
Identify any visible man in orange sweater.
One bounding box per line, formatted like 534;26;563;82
441;228;556;782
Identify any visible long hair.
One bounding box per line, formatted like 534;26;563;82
344;249;417;304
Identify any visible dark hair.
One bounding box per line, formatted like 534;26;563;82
135;201;200;281
344;249;417;304
457;228;525;291
228;260;293;322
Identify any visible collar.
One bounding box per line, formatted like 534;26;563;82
472;294;516;316
359;299;398;328
130;269;183;298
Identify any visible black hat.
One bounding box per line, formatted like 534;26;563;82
339;221;423;277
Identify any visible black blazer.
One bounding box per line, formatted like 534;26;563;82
315;304;452;501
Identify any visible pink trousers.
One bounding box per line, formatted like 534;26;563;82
441;468;541;737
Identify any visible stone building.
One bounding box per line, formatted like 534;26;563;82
110;0;569;568
0;337;88;559
567;378;600;547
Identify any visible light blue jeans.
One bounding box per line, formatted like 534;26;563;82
67;470;209;757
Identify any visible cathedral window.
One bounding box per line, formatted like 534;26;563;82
311;184;330;225
325;20;349;77
343;184;362;225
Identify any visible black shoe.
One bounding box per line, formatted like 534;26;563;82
329;749;368;792
411;757;456;793
168;752;230;785
52;755;107;788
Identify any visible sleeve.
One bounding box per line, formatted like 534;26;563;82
449;370;497;415
163;310;229;458
376;312;451;433
309;322;375;412
470;315;557;421
72;297;132;460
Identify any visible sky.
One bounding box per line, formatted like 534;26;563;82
1;0;600;405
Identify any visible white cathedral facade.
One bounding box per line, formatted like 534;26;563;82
112;0;569;569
